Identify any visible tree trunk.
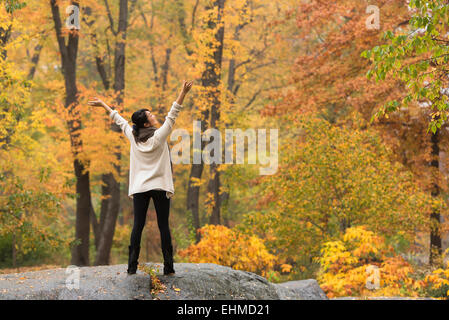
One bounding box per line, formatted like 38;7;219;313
174;0;206;241
187;161;205;243
0;24;12;60
218;23;249;223
83;5;112;251
161;48;171;91
95;0;128;265
11;232;16;268
429;129;442;265
186;0;226;240
50;0;91;266
204;0;226;225
28;43;44;80
72;158;92;266
187;101;209;242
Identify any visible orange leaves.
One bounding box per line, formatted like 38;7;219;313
280;264;292;273
178;224;277;278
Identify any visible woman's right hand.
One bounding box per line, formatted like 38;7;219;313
88;97;113;113
87;97;106;107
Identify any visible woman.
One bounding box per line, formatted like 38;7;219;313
88;80;193;275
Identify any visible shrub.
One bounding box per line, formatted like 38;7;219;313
178;224;277;278
316;226;419;298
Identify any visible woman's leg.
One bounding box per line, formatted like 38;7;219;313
130;191;151;248
150;190;175;274
128;191;151;274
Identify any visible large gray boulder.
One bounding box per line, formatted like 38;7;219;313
0;262;328;300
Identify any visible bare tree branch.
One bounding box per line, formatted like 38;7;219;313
104;0;118;36
191;0;200;31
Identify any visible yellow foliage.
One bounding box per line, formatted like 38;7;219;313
178;224;277;278
317;226;418;298
421;260;449;298
189;177;206;187
112;224;132;248
281;264;292;273
239;115;433;277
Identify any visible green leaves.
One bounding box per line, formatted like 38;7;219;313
366;68;373;79
430;122;437;134
2;0;27;13
360;50;371;59
383;30;394;40
363;0;449;123
429;115;444;134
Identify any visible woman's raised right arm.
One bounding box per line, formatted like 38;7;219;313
88;97;133;141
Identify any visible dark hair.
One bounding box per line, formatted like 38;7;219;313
131;108;149;138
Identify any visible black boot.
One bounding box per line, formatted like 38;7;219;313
162;245;175;275
127;245;141;275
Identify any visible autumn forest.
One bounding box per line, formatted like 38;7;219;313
2;0;449;299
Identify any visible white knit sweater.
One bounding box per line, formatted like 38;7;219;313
109;101;183;199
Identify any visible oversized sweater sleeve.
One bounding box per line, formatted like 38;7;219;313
109;109;133;141
153;101;183;143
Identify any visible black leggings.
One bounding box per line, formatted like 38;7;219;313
130;189;173;260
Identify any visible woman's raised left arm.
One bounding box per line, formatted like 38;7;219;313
153;80;193;143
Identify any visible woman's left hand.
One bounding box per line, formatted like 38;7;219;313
181;80;193;94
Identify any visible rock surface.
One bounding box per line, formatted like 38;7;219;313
275;279;328;300
0;262;328;300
